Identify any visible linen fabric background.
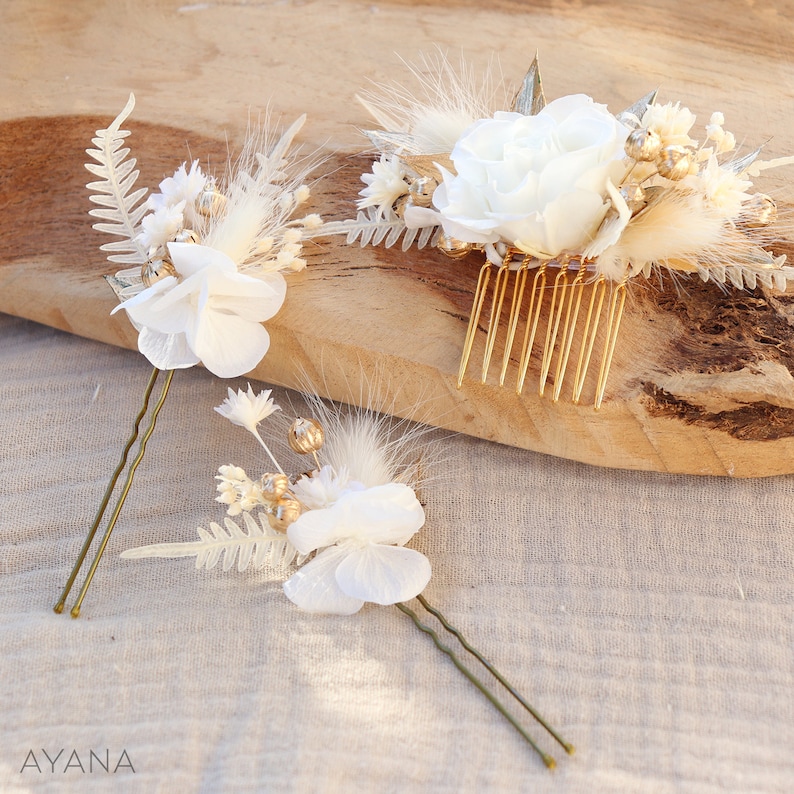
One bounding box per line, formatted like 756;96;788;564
1;312;792;793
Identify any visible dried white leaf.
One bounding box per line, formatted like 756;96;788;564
120;512;303;573
85;93;148;266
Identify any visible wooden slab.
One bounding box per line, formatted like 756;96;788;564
3;0;794;477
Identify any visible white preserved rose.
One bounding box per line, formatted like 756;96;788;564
431;94;631;258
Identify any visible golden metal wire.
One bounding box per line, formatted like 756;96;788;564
594;270;630;410
498;254;532;386
572;275;607;404
552;260;588;402
538;259;571;397
515;260;548;395
457;259;494;388
479;252;513;382
54;367;175;618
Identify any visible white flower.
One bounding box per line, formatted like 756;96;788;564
148;160;208;211
640;102;697;148
705;112;736;155
111;242;286;377
138;201;185;251
215;464;267;516
291;464;365;510
214;385;281;434
283;483;430;615
358;154;409;219
686;155;752;218
431;95;630;258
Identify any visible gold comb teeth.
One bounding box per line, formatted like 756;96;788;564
456;252;628;408
332;51;794;407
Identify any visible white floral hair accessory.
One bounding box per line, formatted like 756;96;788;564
55;96;323;618
91;95;318;376
319;54;794;408
121;385;575;768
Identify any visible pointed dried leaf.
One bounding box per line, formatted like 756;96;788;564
511;54;546;116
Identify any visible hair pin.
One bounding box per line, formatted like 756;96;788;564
54;95;322;616
121;384;574;768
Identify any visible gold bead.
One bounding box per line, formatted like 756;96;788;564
288;418;325;455
656;145;693;181
197;182;227;217
267;494;301;533
140;257;176;287
436;232;473;259
408;177;437;207
173;228;200;244
260;472;290;502
739;193;777;228
624;128;662;161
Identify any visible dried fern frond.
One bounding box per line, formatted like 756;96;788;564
85;93;148;266
308;207;439;251
120;512;302;573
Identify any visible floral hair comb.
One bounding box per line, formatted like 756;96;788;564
119;384;574;768
54;95;322;617
324;54;794;408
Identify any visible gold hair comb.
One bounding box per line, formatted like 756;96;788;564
320;54;794;408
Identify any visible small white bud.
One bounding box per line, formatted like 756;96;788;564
301;213;322;229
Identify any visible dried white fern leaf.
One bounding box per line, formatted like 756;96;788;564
120;512;302;572
85;93;148;266
308;208;439;250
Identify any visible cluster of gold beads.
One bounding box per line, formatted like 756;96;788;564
624;126;695;180
258;417;325;533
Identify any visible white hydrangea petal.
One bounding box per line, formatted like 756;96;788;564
137;328;200;370
403;204;442;229
122;285;197;336
335;544;431;605
190;311;272;378
287;505;349;555
208;271;287;322
289;483;424;556
167;242;236;279
283;546;365;615
110;276;175;316
334;483;425;545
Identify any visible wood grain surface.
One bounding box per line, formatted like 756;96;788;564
3;0;794;476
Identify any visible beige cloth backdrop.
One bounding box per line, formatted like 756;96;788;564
1;311;792;792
